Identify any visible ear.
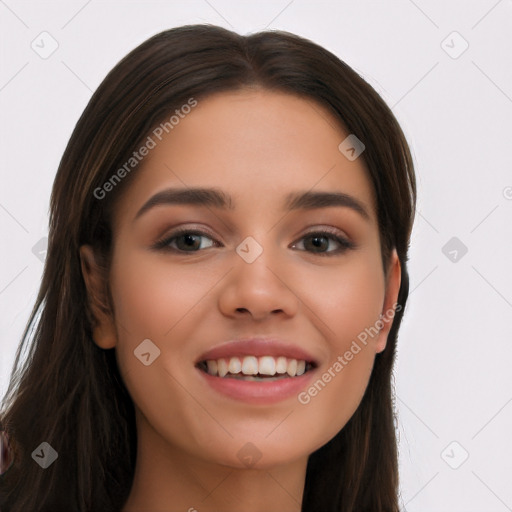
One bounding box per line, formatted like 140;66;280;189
375;249;401;353
79;245;117;349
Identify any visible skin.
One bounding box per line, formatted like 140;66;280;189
80;89;401;512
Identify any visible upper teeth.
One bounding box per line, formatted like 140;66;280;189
204;356;307;377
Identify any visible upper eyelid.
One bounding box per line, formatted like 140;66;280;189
161;224;350;242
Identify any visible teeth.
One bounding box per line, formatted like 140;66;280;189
258;356;276;375
201;355;311;378
228;357;242;374
206;360;218;376
275;357;288;374
241;356;258;375
217;358;229;378
287;359;297;377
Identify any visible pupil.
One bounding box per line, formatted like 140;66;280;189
183;234;198;248
310;236;327;250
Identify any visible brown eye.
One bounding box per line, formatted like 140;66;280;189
291;230;355;256
154;229;219;252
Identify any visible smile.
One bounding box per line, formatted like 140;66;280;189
197;355;315;380
196;356;318;404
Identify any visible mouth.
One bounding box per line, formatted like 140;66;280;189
196;356;317;381
194;337;321;403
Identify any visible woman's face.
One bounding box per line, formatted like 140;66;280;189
83;89;400;469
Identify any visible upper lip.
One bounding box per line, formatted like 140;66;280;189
195;337;319;366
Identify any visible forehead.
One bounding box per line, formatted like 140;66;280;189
113;89;377;226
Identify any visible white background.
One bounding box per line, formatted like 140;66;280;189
1;1;511;510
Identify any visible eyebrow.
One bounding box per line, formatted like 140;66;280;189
134;187;371;221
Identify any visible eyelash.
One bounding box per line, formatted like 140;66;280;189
152;226;356;256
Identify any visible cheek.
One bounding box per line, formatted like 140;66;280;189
107;250;229;459
299;249;386;346
107;248;208;395
287;251;385;445
109;249;216;339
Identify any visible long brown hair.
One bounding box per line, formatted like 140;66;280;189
0;24;416;511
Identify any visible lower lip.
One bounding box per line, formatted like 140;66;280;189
196;367;316;405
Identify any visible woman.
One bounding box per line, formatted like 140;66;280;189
0;24;416;511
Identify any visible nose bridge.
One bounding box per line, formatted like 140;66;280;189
234;233;283;287
218;232;297;318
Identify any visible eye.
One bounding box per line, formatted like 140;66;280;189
153;228;220;253
152;226;355;255
290;228;355;256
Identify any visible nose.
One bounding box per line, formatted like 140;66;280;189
217;243;299;321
